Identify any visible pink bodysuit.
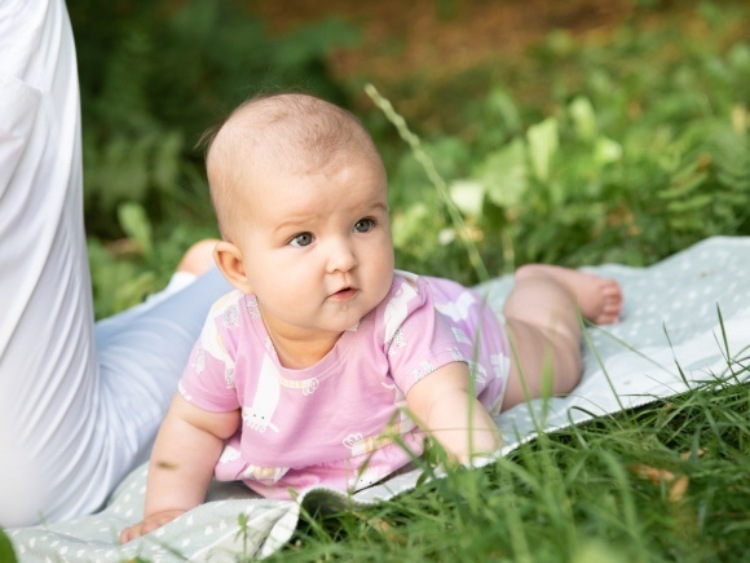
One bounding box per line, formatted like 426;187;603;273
179;271;510;498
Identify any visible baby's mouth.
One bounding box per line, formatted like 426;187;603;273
331;287;358;300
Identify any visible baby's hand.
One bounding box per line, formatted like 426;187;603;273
119;509;186;543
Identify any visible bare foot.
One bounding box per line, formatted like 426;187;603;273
177;239;220;275
515;264;623;325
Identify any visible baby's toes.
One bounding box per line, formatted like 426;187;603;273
597;281;623;324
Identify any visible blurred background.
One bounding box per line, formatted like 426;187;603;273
68;0;750;318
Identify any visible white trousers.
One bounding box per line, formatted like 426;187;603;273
0;0;229;526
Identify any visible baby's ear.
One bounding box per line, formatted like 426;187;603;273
213;241;253;294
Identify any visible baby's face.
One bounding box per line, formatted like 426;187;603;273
229;149;394;344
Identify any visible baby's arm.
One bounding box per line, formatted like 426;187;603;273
406;362;502;464
120;394;240;543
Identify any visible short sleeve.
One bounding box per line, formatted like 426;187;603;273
382;275;466;395
179;307;240;413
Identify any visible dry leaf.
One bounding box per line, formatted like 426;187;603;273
629;453;696;503
629;463;676;484
668;475;690;502
679;449;706;461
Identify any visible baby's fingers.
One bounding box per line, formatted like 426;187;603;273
120;510;186;543
120;521;162;544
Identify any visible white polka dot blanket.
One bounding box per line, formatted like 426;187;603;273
8;236;750;561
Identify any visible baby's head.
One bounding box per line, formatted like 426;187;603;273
204;93;385;242
203;93;395;346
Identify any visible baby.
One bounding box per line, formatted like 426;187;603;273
121;93;622;542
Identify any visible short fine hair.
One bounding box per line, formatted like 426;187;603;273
201;92;381;239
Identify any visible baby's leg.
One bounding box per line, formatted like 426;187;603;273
501;265;622;410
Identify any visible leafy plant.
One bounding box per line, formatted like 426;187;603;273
376;5;750;287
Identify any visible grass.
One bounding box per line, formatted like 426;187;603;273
264;369;750;563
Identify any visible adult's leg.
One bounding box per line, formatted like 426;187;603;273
501;265;622;410
0;0;229;526
0;0;99;527
91;267;230;519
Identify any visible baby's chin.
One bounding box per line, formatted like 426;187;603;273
314;307;371;335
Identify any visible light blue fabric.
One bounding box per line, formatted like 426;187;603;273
8;236;750;561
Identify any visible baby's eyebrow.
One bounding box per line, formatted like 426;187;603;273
271;199;389;232
363;201;389;213
272;217;314;234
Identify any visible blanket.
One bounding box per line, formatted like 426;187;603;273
7;236;750;562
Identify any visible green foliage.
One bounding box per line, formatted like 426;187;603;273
383;5;750;286
76;1;750;315
0;528;17;563
86;202;222;317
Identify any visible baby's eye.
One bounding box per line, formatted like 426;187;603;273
289;232;314;247
354;218;375;233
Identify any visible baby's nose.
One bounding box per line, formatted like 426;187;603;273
326;238;357;273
